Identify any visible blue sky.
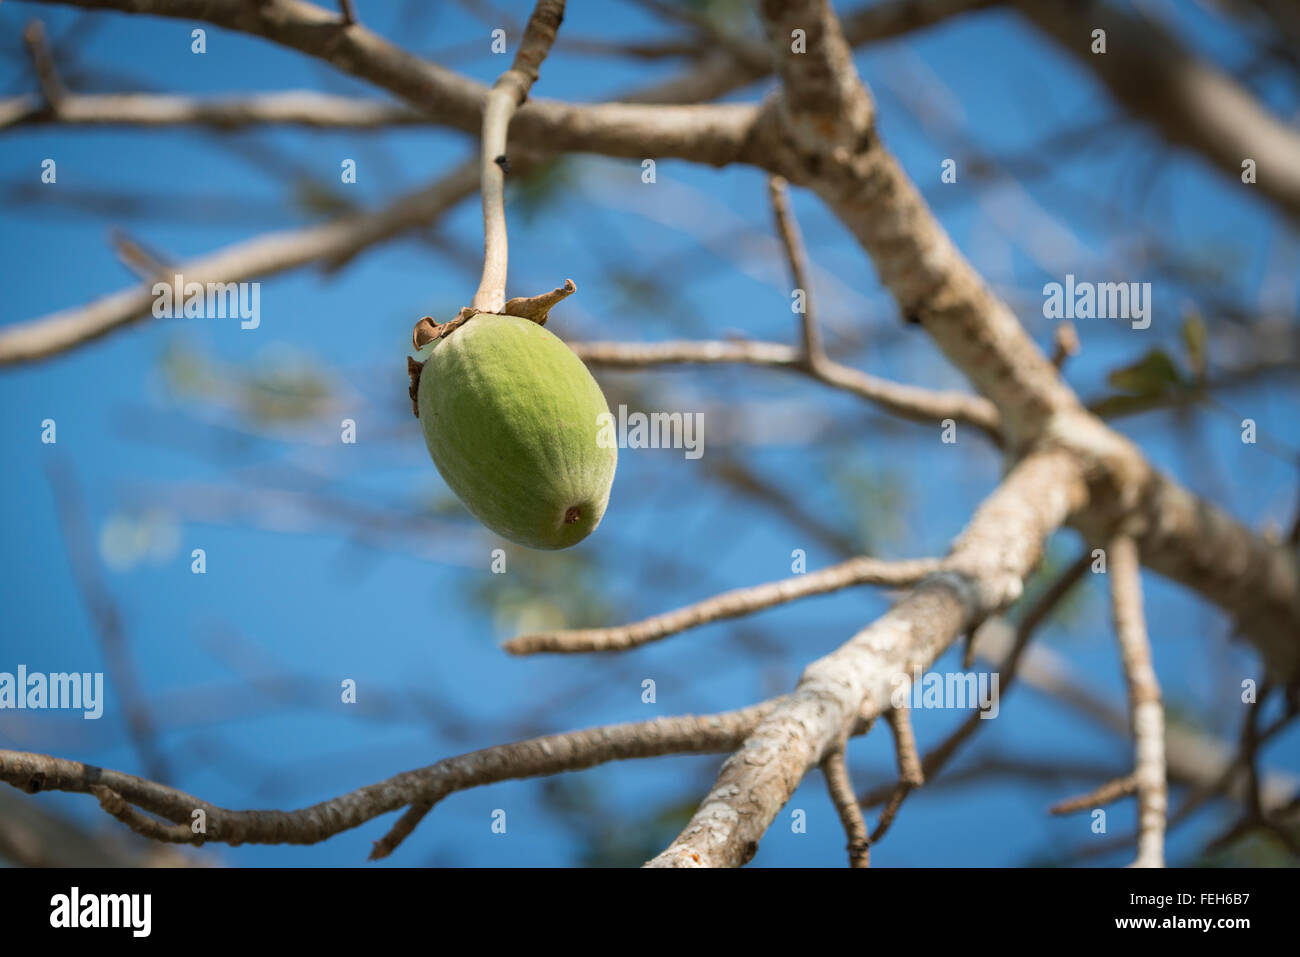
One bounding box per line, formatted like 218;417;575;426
1;0;1297;867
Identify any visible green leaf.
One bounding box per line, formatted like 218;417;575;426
1105;349;1185;396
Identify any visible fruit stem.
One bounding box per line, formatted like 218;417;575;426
470;1;567;314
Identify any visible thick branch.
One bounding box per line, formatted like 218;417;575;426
646;448;1089;866
858;551;1094;807
1019;0;1300;222
628;0;1001;104
753;1;1078;441
749;0;1300;677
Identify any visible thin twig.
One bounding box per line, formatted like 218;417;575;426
0;161;479;364
870;703;924;844
22;20;66;109
1109;533;1166;868
1049;773;1137;815
471;0;566;312
109;229;174;282
0;702;780;855
767;175;824;364
571;339;1002;438
820;746;870;867
504;555;944;655
888;704;925;788
0;91;427;132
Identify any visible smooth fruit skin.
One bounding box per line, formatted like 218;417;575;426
417;313;617;549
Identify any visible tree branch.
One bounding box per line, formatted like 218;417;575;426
1108;533;1166;868
870;703;924;843
22;19;66;110
857;551;1093;807
505;555;944;655
767;175;824;363
1018;0;1300;222
572;339;1002;437
29;0;759;166
0;701;781;854
646;448;1089;866
748;0;1300;679
0;160;479;364
820;745;870;867
1;90;426;132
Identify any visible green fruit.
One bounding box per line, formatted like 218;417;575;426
417;313;616;550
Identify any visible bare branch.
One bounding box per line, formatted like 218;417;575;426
820;746;870;867
505;555;944;655
572;339;1002;437
22;20;66;109
1019;0;1300;222
747;0;1300;677
1050;774;1137;816
887;704;925;788
858;551;1093;808
1;91;426;132
5;1;998;132
753;0;1079;441
1108;534;1166;868
0;160;479;364
870;703;924;844
109;228;173;282
28;0;758;166
767;175;824;364
0;702;781;854
647;449;1089;866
